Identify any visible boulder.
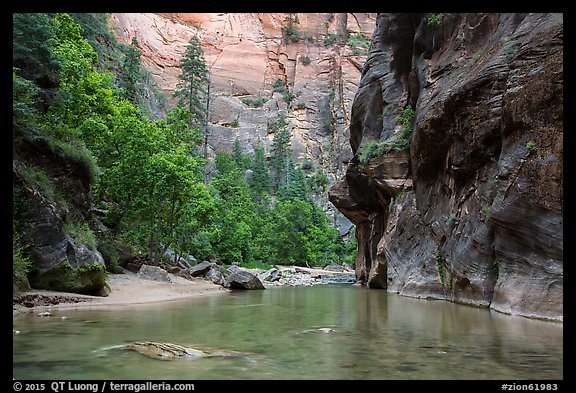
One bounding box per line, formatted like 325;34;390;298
13;270;31;294
258;267;282;282
322;263;347;272
137;265;170;282
189;261;216;277
205;265;226;286
223;266;265;290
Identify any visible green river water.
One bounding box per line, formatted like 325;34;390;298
12;285;563;380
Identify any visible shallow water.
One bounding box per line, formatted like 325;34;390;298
12;285;563;380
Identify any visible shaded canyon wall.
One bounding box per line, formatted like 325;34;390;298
329;13;563;321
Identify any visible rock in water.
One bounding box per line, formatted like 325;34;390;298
125;342;206;360
123;341;252;361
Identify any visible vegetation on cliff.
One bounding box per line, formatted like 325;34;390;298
12;13;353;292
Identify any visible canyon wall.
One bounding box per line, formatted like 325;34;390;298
110;13;376;230
329;13;563;321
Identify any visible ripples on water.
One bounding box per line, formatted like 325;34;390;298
13;285;563;380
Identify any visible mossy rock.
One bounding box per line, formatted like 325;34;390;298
29;262;107;295
13;270;31;294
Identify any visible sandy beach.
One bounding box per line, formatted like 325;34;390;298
13;271;230;314
12;265;355;316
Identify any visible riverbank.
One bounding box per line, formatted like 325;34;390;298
13;264;355;315
13;271;229;315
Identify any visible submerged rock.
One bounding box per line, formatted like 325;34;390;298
126;342;206;360
124;341;251;361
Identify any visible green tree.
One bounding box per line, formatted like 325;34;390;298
68;13;120;69
269;115;292;191
13;13;60;82
265;199;341;266
173;35;210;128
120;37;143;104
277;160;309;202
249;140;271;205
232;138;251;170
308;168;329;197
13;68;40;128
211;152;256;263
46;13;117;136
95;105;212;262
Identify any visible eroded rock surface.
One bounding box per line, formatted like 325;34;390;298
329;13;563;321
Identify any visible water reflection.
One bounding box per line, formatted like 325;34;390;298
13;285;562;380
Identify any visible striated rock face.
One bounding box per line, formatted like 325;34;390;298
109;13;376;231
329;13;563;321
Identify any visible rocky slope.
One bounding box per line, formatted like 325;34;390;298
13;131;107;295
329;13;563;321
109;13;376;230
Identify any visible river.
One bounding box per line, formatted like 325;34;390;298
12;284;563;380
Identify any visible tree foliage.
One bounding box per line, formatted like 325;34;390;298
13;13;60;82
12;13;350;273
173;35;210;127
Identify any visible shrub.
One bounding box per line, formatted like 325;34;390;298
482;205;493;221
64;221;98;251
20;166;55;200
396;105;415;138
359;139;407;164
281;14;301;43
300;55;311;66
282;91;296;104
272;79;286;94
435;248;445;289
526;140;538;154
492;258;500;279
13;231;34;275
504;42;518;60
358;106;414;164
346;33;370;55
426;13;446;27
241;97;268;108
282;26;300;43
229;116;240;128
323;33;341;47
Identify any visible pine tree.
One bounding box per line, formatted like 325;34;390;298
278;160;309;202
269;115;292;191
250;140;271;204
120;37;143;104
232;138;250;170
173;35;210;128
